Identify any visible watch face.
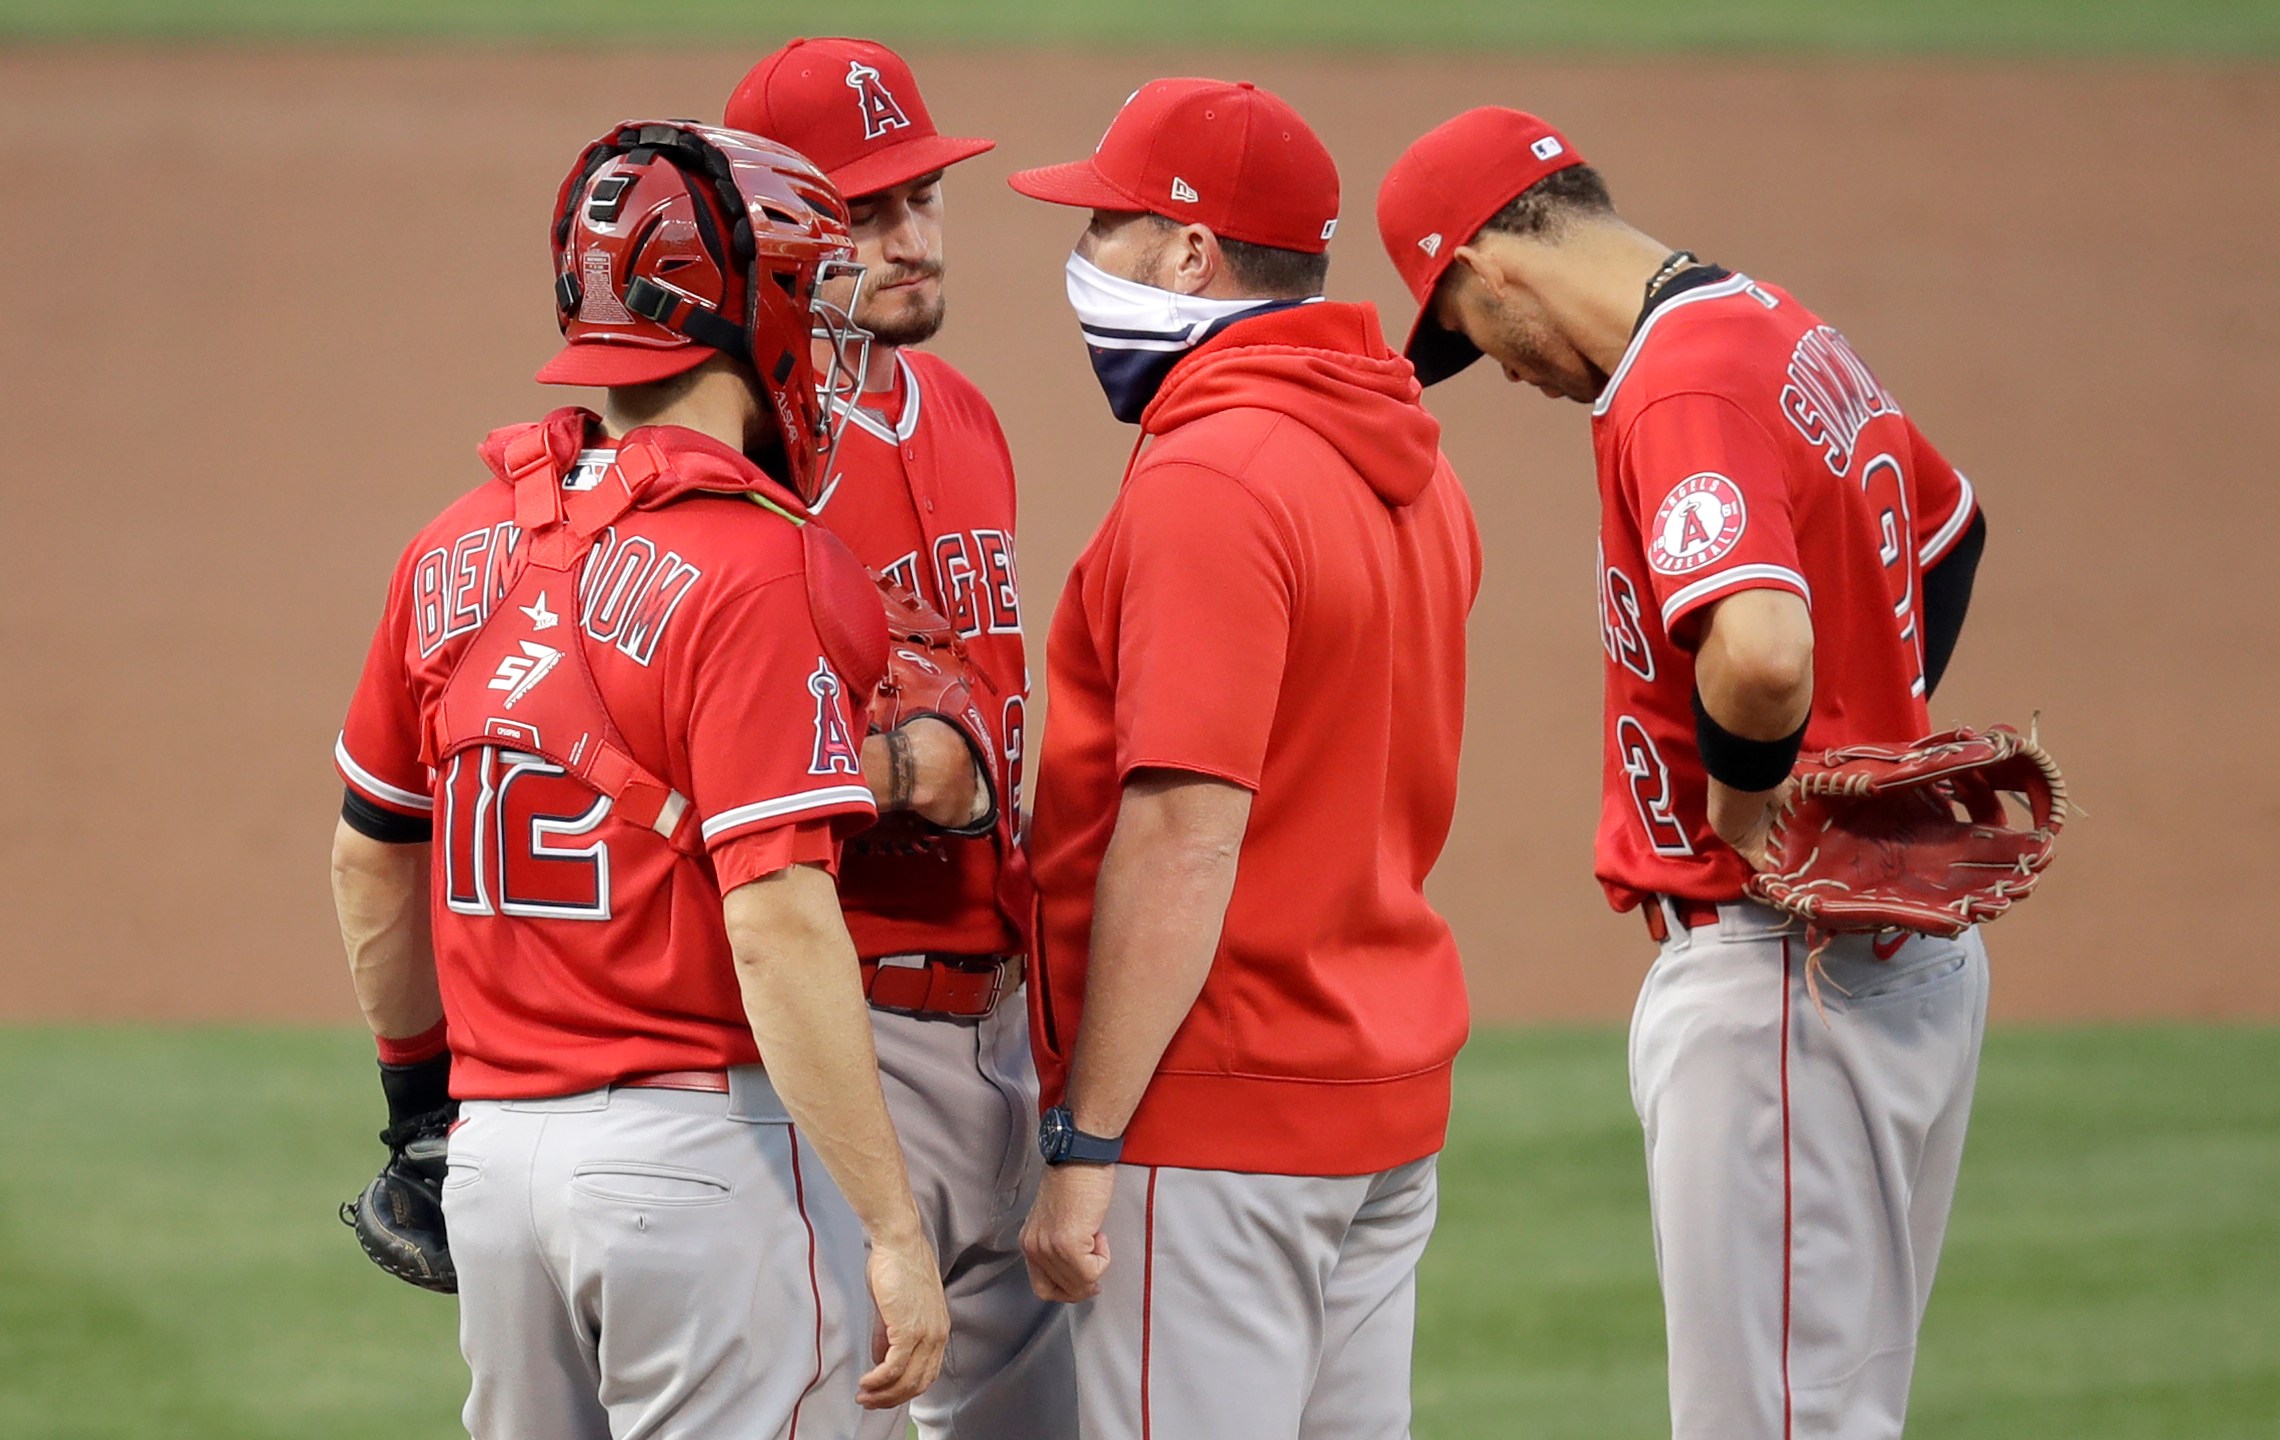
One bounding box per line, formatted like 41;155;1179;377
1039;1107;1071;1161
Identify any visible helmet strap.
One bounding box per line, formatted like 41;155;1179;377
622;276;749;361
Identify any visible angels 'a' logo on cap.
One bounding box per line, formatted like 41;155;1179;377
1417;232;1443;257
1170;176;1200;204
846;60;912;141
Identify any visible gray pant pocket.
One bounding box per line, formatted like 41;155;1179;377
1831;949;1972;1009
569;1160;733;1206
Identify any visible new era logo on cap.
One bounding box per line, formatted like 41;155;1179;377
1531;135;1564;161
1170;175;1200;204
1418;232;1442;257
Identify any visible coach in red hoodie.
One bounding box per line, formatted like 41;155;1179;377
1008;79;1481;1440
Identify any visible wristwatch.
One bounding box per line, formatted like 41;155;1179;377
1038;1105;1124;1166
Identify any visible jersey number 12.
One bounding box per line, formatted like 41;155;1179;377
441;748;613;921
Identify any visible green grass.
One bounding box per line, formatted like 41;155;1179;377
0;1025;2274;1437
2;0;2278;55
1425;1027;2280;1437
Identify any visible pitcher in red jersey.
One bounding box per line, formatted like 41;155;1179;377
1380;108;1993;1440
724;38;1075;1440
329;122;945;1438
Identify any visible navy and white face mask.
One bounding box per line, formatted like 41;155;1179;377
1063;252;1313;423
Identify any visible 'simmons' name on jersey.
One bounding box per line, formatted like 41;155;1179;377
412;523;702;666
1779;324;1899;477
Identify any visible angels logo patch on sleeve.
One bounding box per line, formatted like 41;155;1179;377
1649;472;1748;575
808;659;864;776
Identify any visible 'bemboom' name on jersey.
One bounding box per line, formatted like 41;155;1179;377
406;461;705;667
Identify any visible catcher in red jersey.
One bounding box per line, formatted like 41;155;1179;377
330;123;946;1438
1380;109;1993;1440
725;38;1075;1440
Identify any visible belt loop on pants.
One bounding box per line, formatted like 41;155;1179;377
861;953;1022;1019
1642;895;1724;944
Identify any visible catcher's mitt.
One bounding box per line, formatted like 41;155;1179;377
1747;721;2067;943
867;573;998;838
342;1110;455;1293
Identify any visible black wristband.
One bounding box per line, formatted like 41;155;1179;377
1692;687;1808;792
378;1050;454;1132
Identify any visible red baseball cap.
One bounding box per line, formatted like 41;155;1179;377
725;37;995;199
1007;78;1339;254
1376;107;1586;384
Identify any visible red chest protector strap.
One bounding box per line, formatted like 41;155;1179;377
424;428;703;858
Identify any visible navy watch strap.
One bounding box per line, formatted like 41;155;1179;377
1040;1104;1124;1166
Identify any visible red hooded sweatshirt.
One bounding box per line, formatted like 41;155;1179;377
1027;301;1481;1175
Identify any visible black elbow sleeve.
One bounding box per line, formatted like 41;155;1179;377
1920;510;1988;697
342;787;434;845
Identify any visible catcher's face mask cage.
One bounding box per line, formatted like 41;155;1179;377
808;255;871;494
549;120;872;505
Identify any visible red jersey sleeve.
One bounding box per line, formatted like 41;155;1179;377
336;551;433;818
683;575;878;891
1106;463;1295;791
1905;416;1979;568
1623;391;1809;643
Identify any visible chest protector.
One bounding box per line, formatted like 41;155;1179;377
424;409;888;861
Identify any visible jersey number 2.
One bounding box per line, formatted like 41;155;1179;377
442;748;612;921
1860;452;1927;697
1617;717;1694;857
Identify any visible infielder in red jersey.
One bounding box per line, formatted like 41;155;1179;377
723;38;1074;1440
1380;109;1993;1439
1009;80;1480;1440
329;123;947;1438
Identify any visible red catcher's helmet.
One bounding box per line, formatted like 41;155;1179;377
540;120;871;505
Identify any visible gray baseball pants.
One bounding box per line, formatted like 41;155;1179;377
856;996;1077;1440
1072;1155;1440;1440
443;1067;868;1440
1630;899;1989;1439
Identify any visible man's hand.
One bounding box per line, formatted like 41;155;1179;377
857;1228;949;1410
1022;1163;1117;1302
1708;777;1791;871
861;717;985;828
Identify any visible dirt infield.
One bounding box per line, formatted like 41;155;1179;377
3;47;2274;1023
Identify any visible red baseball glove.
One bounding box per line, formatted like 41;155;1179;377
1746;722;2067;941
868;574;998;837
